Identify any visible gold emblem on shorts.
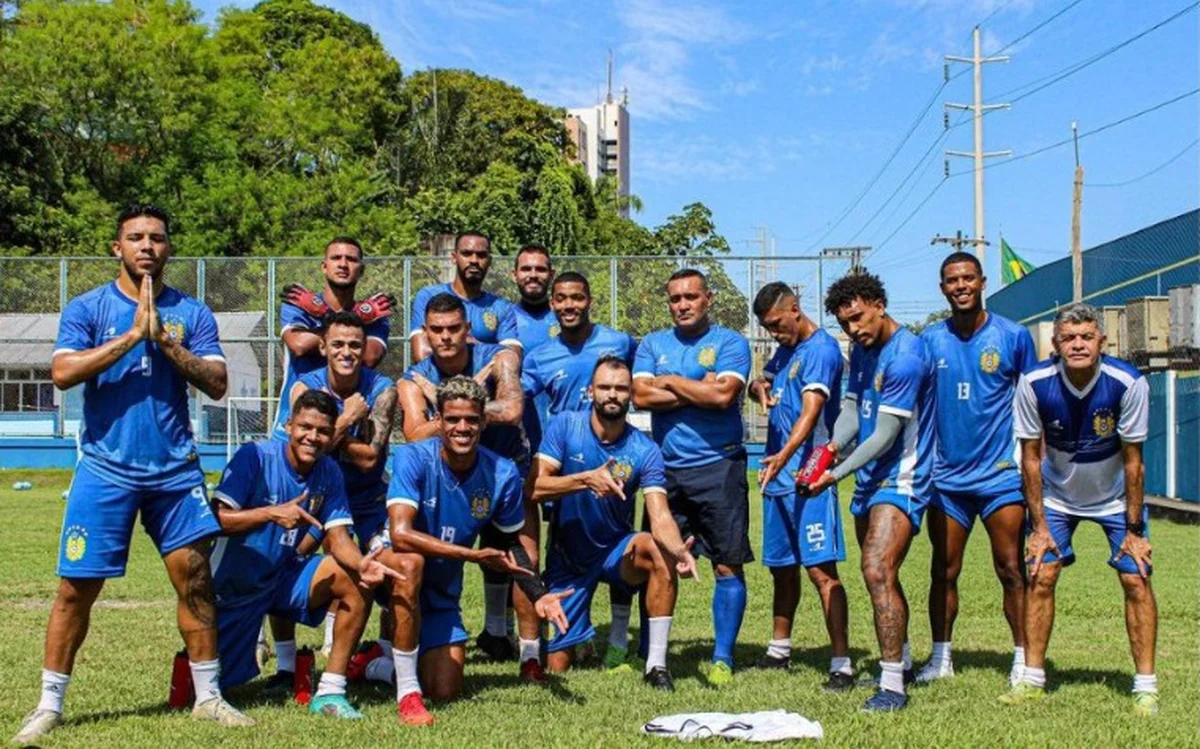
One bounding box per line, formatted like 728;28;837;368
697;345;717;369
1093;409;1116;439
470;489;492;520
483;310;499;332
979;346;1001;374
64;526;87;562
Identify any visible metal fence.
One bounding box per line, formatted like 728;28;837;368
0;254;833;443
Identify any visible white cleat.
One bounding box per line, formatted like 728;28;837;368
192;697;256;727
11;709;62;746
915;659;955;683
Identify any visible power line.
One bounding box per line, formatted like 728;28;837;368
868;177;948;261
1087;138;1199;187
991;0;1089;55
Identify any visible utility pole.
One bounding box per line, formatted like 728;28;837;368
931;230;988;252
945;25;1011;272
822;246;870;274
1070;123;1084;303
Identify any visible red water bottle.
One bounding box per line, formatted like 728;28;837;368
294;647;315;705
796;444;836;495
168;649;194;709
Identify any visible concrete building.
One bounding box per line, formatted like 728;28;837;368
566;55;631;216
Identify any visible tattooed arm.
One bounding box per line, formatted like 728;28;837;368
339;387;398;473
483;349;524;426
158;335;228;400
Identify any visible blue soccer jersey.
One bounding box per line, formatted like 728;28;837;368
1013;355;1149;517
633;325;751;469
210;440;353;609
273;297;389;437
845;326;937;499
922;314;1037;497
536;410;667;573
386;438;525;613
409;283;520;349
53;282;224;492
513;301;557;453
761;329;844;497
405;342;528;469
522;324;638;417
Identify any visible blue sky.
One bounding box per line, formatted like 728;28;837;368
194;0;1198;321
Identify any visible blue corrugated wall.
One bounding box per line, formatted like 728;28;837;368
1143;371;1198;502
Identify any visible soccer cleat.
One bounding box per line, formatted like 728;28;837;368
823;671;856;693
519;658;548;684
643;666;676;692
1132;692;1160;717
309;694;364;719
255;640;273;671
475;631;516;662
997;681;1045;706
191;697;256;727
11;709;62;745
704;660;734;687
347;641;384;683
861;688;909;712
604;644;630;671
915;659;955;683
397;692;435;727
261;670;294;696
753;652;791;670
576;640;600;666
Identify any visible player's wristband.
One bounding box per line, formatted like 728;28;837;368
1126;520;1146;537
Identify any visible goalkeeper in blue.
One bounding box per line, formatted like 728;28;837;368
515;355;699;691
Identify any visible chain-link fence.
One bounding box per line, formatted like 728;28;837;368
0;254;835;443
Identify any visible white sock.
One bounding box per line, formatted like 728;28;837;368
1013;646;1026;669
190;659;222;704
315;672;347;698
1133;673;1158;694
930;641;952;664
275;639;296;673
323;611;336;650
645;616;672;673
879;660;905;694
394;648;421;700
37;670;70;714
902;642;912;670
365;654;394;683
830;656;853;676
766;638;791;660
376;638;394;660
257;624;268;648
519;638;540;663
609;604;632;649
484;583;509;637
1023;666;1046;688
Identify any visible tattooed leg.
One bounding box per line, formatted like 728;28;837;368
165;542;219;661
860;505;914;663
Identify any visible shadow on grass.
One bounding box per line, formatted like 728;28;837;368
944;647;1017;680
1047;665;1134;697
67;702;178;726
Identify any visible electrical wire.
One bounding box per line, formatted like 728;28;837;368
1087;137;1198;188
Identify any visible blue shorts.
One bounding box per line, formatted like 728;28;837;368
543;533;639;653
930;487;1024;532
57;461;220;578
418;596;470;656
762;488;845;568
850;487;929;533
1035;506;1152;576
350;502;388;553
217;555;328;688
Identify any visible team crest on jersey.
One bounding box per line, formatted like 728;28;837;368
697;345;717;369
979;346;1001;374
788;359;801;380
483;310;499;332
608;458;634;482
1092;409;1116;439
161;315;186;343
549;324;560;338
307;492;325;518
470;489;492;520
64;525;88;562
873;371;884;392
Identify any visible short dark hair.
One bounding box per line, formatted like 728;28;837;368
592;353;630;379
665;268;708;291
824;272;887;316
323;310;365;335
436;375;487;413
326;236;364;258
292;389;338;424
116;203;171;238
753;282;796;318
939;251;982;279
552;271;591;295
426;292;466;319
515;244;551;267
456;231;491;249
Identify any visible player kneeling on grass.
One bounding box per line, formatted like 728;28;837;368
515;356;699;691
369;376;570;727
211;390;402;719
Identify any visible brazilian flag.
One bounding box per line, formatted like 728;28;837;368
1000;237;1034;285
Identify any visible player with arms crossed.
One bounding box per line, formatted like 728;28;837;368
917;253;1036;685
15;205;245;745
999;303;1159;716
409;232;520;362
211;390;402;718
747;282;852;691
381;377;570;726
633;268;752;686
516;356;698;689
807;272;935;712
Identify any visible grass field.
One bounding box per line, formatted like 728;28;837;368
1;468;1197;748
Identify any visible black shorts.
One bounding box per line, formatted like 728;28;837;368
664;453;753;566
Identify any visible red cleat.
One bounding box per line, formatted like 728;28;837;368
347;641;384;683
397;692;435;727
519;658;548;684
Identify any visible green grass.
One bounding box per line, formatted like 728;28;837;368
2;471;1197;747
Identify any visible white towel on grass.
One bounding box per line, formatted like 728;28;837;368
643;710;823;742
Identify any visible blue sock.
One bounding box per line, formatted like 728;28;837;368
712;574;747;667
